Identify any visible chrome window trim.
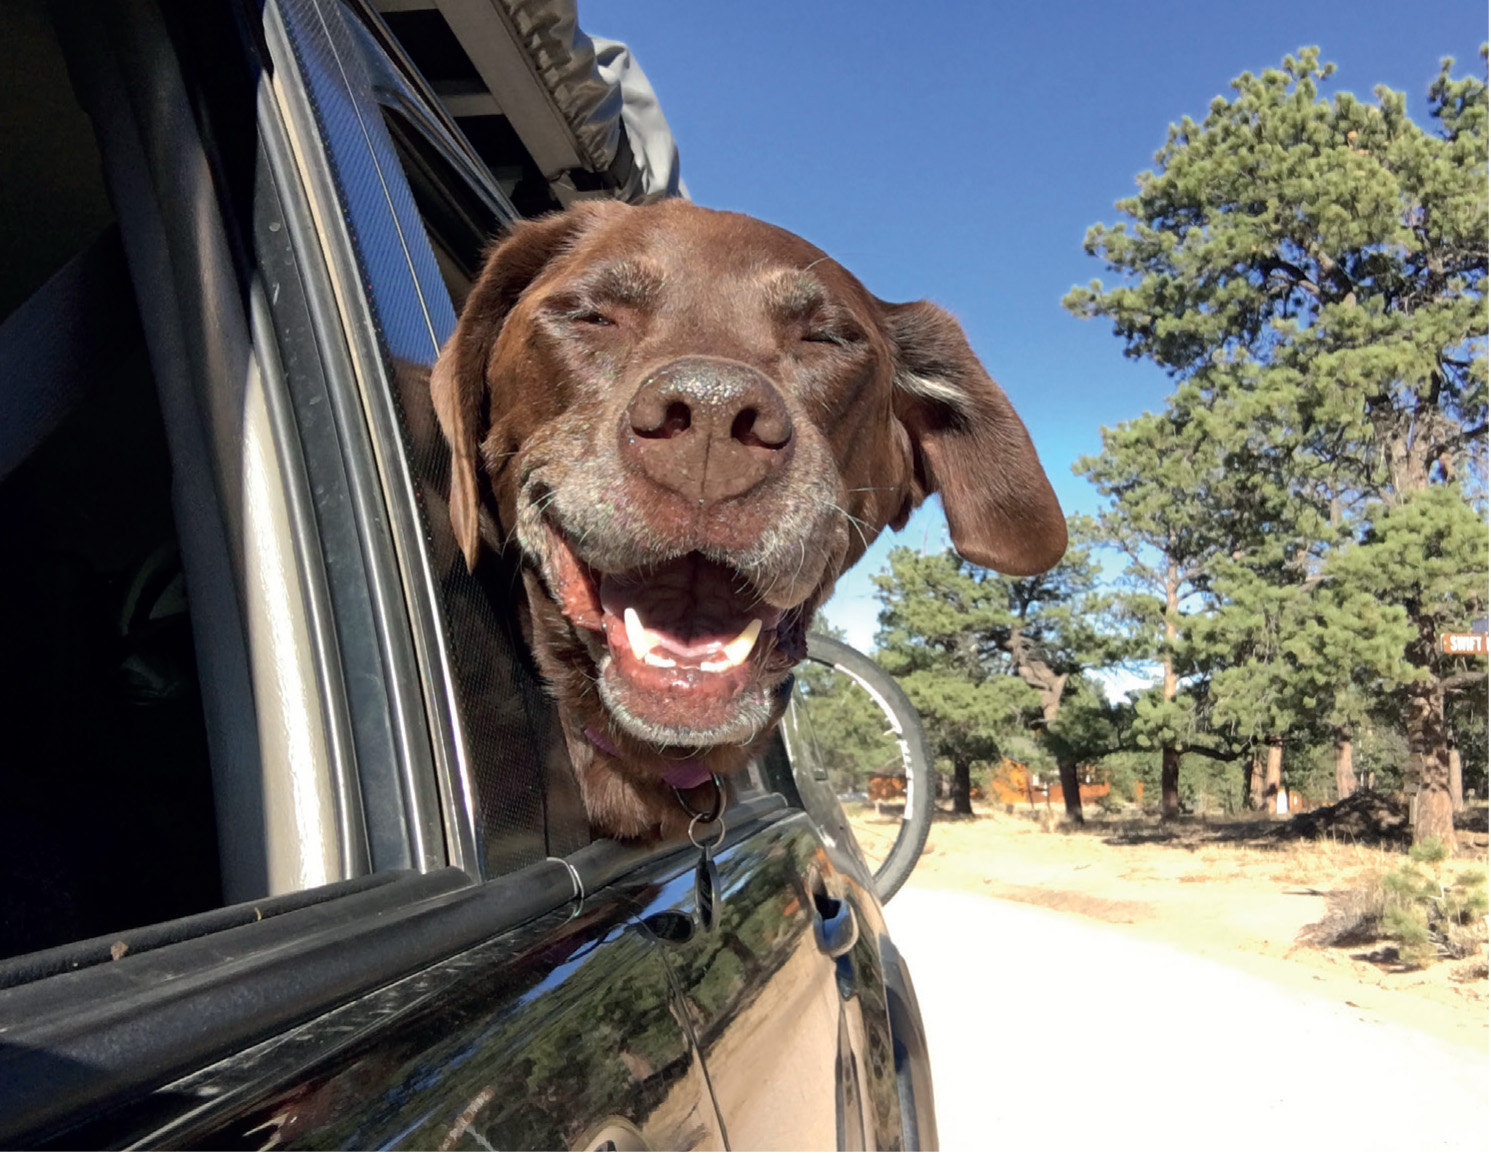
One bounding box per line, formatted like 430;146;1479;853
265;0;483;872
256;54;430;879
246;266;372;881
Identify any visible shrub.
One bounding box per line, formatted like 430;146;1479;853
1376;839;1489;964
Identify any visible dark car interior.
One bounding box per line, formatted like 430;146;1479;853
0;0;755;958
0;1;221;957
0;0;586;959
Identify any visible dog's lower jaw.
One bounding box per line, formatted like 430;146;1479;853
509;531;810;842
564;724;762;841
593;654;787;748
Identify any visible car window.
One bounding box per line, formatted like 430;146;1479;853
289;1;600;878
347;7;801;855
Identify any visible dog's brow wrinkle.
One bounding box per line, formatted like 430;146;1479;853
581;260;664;307
764;270;827;319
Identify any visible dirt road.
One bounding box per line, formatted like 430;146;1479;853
852;805;1489;1052
886;886;1489;1154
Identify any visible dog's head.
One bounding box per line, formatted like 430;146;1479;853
432;200;1064;834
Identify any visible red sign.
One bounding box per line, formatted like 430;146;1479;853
1441;633;1488;655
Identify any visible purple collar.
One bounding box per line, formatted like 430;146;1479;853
584;727;715;790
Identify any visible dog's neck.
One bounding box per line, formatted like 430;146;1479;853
582;726;715;790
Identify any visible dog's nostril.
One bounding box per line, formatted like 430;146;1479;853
731;405;792;450
730;408;758;444
634;399;692;440
659;401;691;437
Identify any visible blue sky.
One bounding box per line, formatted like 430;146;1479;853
593;1;1487;651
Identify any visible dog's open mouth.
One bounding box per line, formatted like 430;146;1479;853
540;522;795;745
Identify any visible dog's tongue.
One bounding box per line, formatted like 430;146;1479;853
597;556;779;664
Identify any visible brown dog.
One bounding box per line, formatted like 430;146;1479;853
431;199;1065;840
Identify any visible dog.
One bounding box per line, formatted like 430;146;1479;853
431;199;1065;840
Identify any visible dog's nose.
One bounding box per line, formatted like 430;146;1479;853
621;357;794;503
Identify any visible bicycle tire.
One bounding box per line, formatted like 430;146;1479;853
803;633;934;902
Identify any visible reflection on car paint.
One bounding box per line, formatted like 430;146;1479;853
638;815;903;1151
152;878;724;1150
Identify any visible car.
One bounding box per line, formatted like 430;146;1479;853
0;0;936;1148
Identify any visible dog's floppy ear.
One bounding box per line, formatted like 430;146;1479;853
431;203;625;570
884;299;1067;575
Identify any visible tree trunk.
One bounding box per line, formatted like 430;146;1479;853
1449;747;1463;810
1407;682;1456;847
1333;727;1357;802
1264;741;1283;814
1058;760;1084;824
1161;747;1181;821
1158;557;1182;822
1247;750;1264;811
952;757;973;816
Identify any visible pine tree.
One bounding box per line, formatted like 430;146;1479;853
872;549;1035;813
1066;48;1488;841
1076;408;1228;819
872;522;1120;818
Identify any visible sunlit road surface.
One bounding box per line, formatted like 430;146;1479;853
885;887;1489;1155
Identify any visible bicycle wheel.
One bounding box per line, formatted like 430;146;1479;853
797;634;934;902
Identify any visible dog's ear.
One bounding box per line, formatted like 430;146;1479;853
883;299;1067;575
431;203;626;570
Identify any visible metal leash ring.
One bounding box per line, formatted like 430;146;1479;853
679;774;727;852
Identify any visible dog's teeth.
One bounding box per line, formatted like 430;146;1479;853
643;652;676;668
698;620;764;673
623;607;661;661
722;619;763;665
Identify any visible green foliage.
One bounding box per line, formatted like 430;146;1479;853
1448;692;1489;797
1407;835;1452;865
1101;749;1159;805
871;522;1125;783
793;665;903;793
1065;45;1489;819
1182;752;1248;815
1377;844;1490;963
791;612;907;793
1353;723;1413;793
873;547;1034;770
1328;488;1489;674
1064;48;1488;450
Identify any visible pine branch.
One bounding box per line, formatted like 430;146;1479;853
1439;669;1488;692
